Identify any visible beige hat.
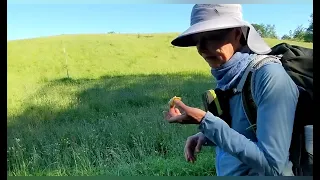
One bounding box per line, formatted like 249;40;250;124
171;4;271;54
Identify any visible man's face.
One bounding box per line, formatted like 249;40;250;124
195;28;243;68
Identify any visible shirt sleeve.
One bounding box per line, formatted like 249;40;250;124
199;62;299;175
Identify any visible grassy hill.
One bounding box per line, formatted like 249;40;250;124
7;33;313;176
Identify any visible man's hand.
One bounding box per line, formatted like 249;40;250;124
184;132;207;163
163;99;206;124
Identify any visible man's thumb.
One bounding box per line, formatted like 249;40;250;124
174;99;190;112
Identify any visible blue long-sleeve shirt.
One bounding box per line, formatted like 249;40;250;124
199;61;299;176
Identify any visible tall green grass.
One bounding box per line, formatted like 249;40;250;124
7;33;312;176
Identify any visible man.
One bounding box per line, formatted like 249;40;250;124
164;4;299;176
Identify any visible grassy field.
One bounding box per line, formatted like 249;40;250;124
7;33;313;176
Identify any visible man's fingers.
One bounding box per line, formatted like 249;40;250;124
184;146;189;161
173;99;191;112
184;139;190;160
167;113;189;123
186;147;196;162
169;107;177;114
195;139;202;153
174;108;181;114
163;111;171;120
184;138;196;163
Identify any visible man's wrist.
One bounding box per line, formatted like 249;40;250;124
198;111;210;123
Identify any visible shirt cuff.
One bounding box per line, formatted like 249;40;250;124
199;111;220;128
199;111;219;142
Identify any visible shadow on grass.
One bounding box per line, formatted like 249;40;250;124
7;72;217;176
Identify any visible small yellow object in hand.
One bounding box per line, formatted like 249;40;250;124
168;96;182;108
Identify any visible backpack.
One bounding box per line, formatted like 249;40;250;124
241;43;313;176
203;43;313;176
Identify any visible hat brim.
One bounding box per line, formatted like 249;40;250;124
171;17;271;54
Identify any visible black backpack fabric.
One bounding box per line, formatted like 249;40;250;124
242;43;313;176
203;43;313;176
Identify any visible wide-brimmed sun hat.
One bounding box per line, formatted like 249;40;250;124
171;4;271;54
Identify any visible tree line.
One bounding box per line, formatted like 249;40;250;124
251;13;313;42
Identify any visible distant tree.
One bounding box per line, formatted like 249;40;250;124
289;30;293;38
253;13;313;42
281;34;292;40
304;13;313;42
281;30;293;41
265;24;278;39
292;25;306;41
252;23;265;36
307;13;313;33
252;23;278;39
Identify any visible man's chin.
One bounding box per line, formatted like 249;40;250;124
209;63;222;69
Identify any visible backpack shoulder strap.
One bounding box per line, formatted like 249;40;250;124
236;55;282;133
242;71;257;132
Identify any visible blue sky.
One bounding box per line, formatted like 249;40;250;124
7;3;313;41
